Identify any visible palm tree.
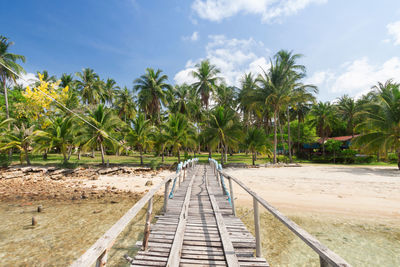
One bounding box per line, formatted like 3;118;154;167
0;120;34;165
134;68;171;124
255;57;291;163
35;70;56;85
215;84;237;110
309;102;337;156
79;104;122;165
0;36;26;120
238;72;257;127
205;106;242;165
162;113;194;162
60;73;75;88
170;84;190;115
114;86;136;122
126;113;153;165
353;81;400;169
34;116;75;164
191;60;222;109
336;94;360;137
75;68;103;105
102;78;119;105
243;127;270;165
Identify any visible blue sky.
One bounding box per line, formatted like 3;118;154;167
2;0;400;101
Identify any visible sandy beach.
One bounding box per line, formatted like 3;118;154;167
225;165;400;223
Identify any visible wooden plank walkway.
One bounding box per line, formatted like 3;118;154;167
128;165;269;267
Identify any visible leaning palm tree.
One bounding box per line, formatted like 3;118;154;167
0;120;34;165
78;104;122;165
308;102;338;155
243;127;270;166
126;113;153;165
114;86;136;122
34;116;75;164
191;60;222;109
205;106;242;165
0;36;26;120
134;68;171;124
353;80;400;169
75;68;103;105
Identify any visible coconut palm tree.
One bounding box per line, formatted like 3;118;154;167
214;84;237;111
102;78;118;105
35;70;56;85
78;104;122;165
336;94;360;137
0;120;34;165
191;60;222;109
134;68;171;124
33;116;75;164
205;106;242;165
162;113;194;162
309;102;338;156
0;36;26;120
238;72;258;127
170;84;191;115
255;57;291;163
243;127;270;165
126;113;153;165
114;86;136;122
75;68;103;105
353;81;400;169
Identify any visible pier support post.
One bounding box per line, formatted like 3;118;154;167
95;250;107;267
228;177;236;216
319;256;329;267
142;197;153;250
253;197;261;257
163;180;171;213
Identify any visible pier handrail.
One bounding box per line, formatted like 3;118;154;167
210;161;351;267
71;158;197;267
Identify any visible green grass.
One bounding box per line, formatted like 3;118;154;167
4;151;397;168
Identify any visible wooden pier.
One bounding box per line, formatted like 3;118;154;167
71;160;351;267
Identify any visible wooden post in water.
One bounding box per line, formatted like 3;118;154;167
142;197;153;250
253;196;261;257
163;180;171;213
95;250;107;267
319;256;329;267
228;177;236;216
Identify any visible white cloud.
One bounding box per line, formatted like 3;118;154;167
191;0;327;22
387;21;400;45
174;35;270;86
16;72;38;87
307;57;400;98
182;31;199;42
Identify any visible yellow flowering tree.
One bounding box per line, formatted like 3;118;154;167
22;73;69;121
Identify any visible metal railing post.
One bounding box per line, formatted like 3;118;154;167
228;177;236;216
163;179;171;213
142;197;153;250
253;196;262;257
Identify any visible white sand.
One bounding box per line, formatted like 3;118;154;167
78;170;175;192
225;165;400;222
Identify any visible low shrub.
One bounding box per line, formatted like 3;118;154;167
149;159;160;170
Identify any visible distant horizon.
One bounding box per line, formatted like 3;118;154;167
2;0;400;102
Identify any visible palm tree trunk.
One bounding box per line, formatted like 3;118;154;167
91;148;95;158
78;147;81;160
161;145;165;163
100;143;105;165
24;148;30;165
273;110;277;164
287;107;293;163
177;149;181;162
397;151;400;170
140;147;143;165
43;149;48;160
220;146;224;166
225;146;227;163
4;80;12;161
322;137;326;156
252;150;255;166
297;114;301;155
208;146;212;159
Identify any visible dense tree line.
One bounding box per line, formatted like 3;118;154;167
1;35;399;168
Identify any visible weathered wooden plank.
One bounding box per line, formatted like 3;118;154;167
166;168;197;266
206;170;240;267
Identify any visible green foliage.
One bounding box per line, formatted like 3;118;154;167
149;159;160;170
